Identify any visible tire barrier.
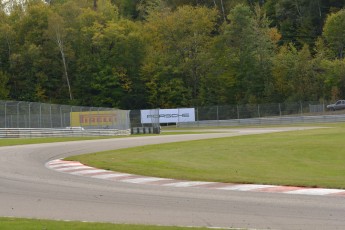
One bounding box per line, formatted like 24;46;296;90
130;127;160;135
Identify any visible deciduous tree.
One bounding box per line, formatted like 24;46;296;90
323;9;345;59
142;5;218;107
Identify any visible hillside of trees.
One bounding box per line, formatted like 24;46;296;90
0;0;345;109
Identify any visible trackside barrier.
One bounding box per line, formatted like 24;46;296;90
0;100;130;130
177;114;345;127
0;128;130;138
131;127;160;134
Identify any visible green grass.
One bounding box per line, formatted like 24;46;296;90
0;132;207;146
0;137;121;146
67;124;345;189
0;217;211;230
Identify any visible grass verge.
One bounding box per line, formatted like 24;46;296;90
0;217;210;230
0;136;123;147
0;132;200;146
67;124;345;189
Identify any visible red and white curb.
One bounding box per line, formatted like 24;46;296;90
46;159;345;197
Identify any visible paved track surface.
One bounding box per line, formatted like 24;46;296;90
1;127;345;230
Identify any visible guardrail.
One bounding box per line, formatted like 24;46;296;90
0;128;130;138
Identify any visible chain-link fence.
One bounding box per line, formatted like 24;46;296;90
184;101;345;127
2;100;344;135
195;102;324;121
0;100;130;130
129;101;345;128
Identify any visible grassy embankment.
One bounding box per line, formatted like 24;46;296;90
66;124;345;189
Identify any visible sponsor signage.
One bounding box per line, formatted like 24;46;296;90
141;108;195;124
70;111;117;127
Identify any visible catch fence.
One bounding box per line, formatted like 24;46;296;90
180;101;345;127
0;101;131;136
195;102;322;121
129;101;345;128
1;100;344;136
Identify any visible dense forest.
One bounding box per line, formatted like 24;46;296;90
0;0;345;109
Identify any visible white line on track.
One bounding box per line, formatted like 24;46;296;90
285;188;345;196
70;169;108;175
121;177;169;184
90;173;127;179
218;184;275;191
163;181;216;187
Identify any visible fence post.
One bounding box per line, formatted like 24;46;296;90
98;107;101;129
196;107;199;126
216;106;219;122
113;108;116;129
237;105;240;120
279;103;282;117
89;107;93;129
17;101;20;128
60;105;63;128
28;102;31;128
39;103;42;128
4;101;7;128
258;104;260;118
70;106;74;128
50;104;53;128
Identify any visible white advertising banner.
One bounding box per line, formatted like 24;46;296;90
141;108;195;124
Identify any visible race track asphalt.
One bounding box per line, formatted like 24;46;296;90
0;127;345;230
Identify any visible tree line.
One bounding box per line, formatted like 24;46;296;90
0;0;345;109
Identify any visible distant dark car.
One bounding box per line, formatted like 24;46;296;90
326;100;345;111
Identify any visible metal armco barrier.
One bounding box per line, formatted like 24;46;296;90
0;128;131;138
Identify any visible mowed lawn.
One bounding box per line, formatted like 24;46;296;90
67;124;345;189
0;137;118;146
0;218;208;230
